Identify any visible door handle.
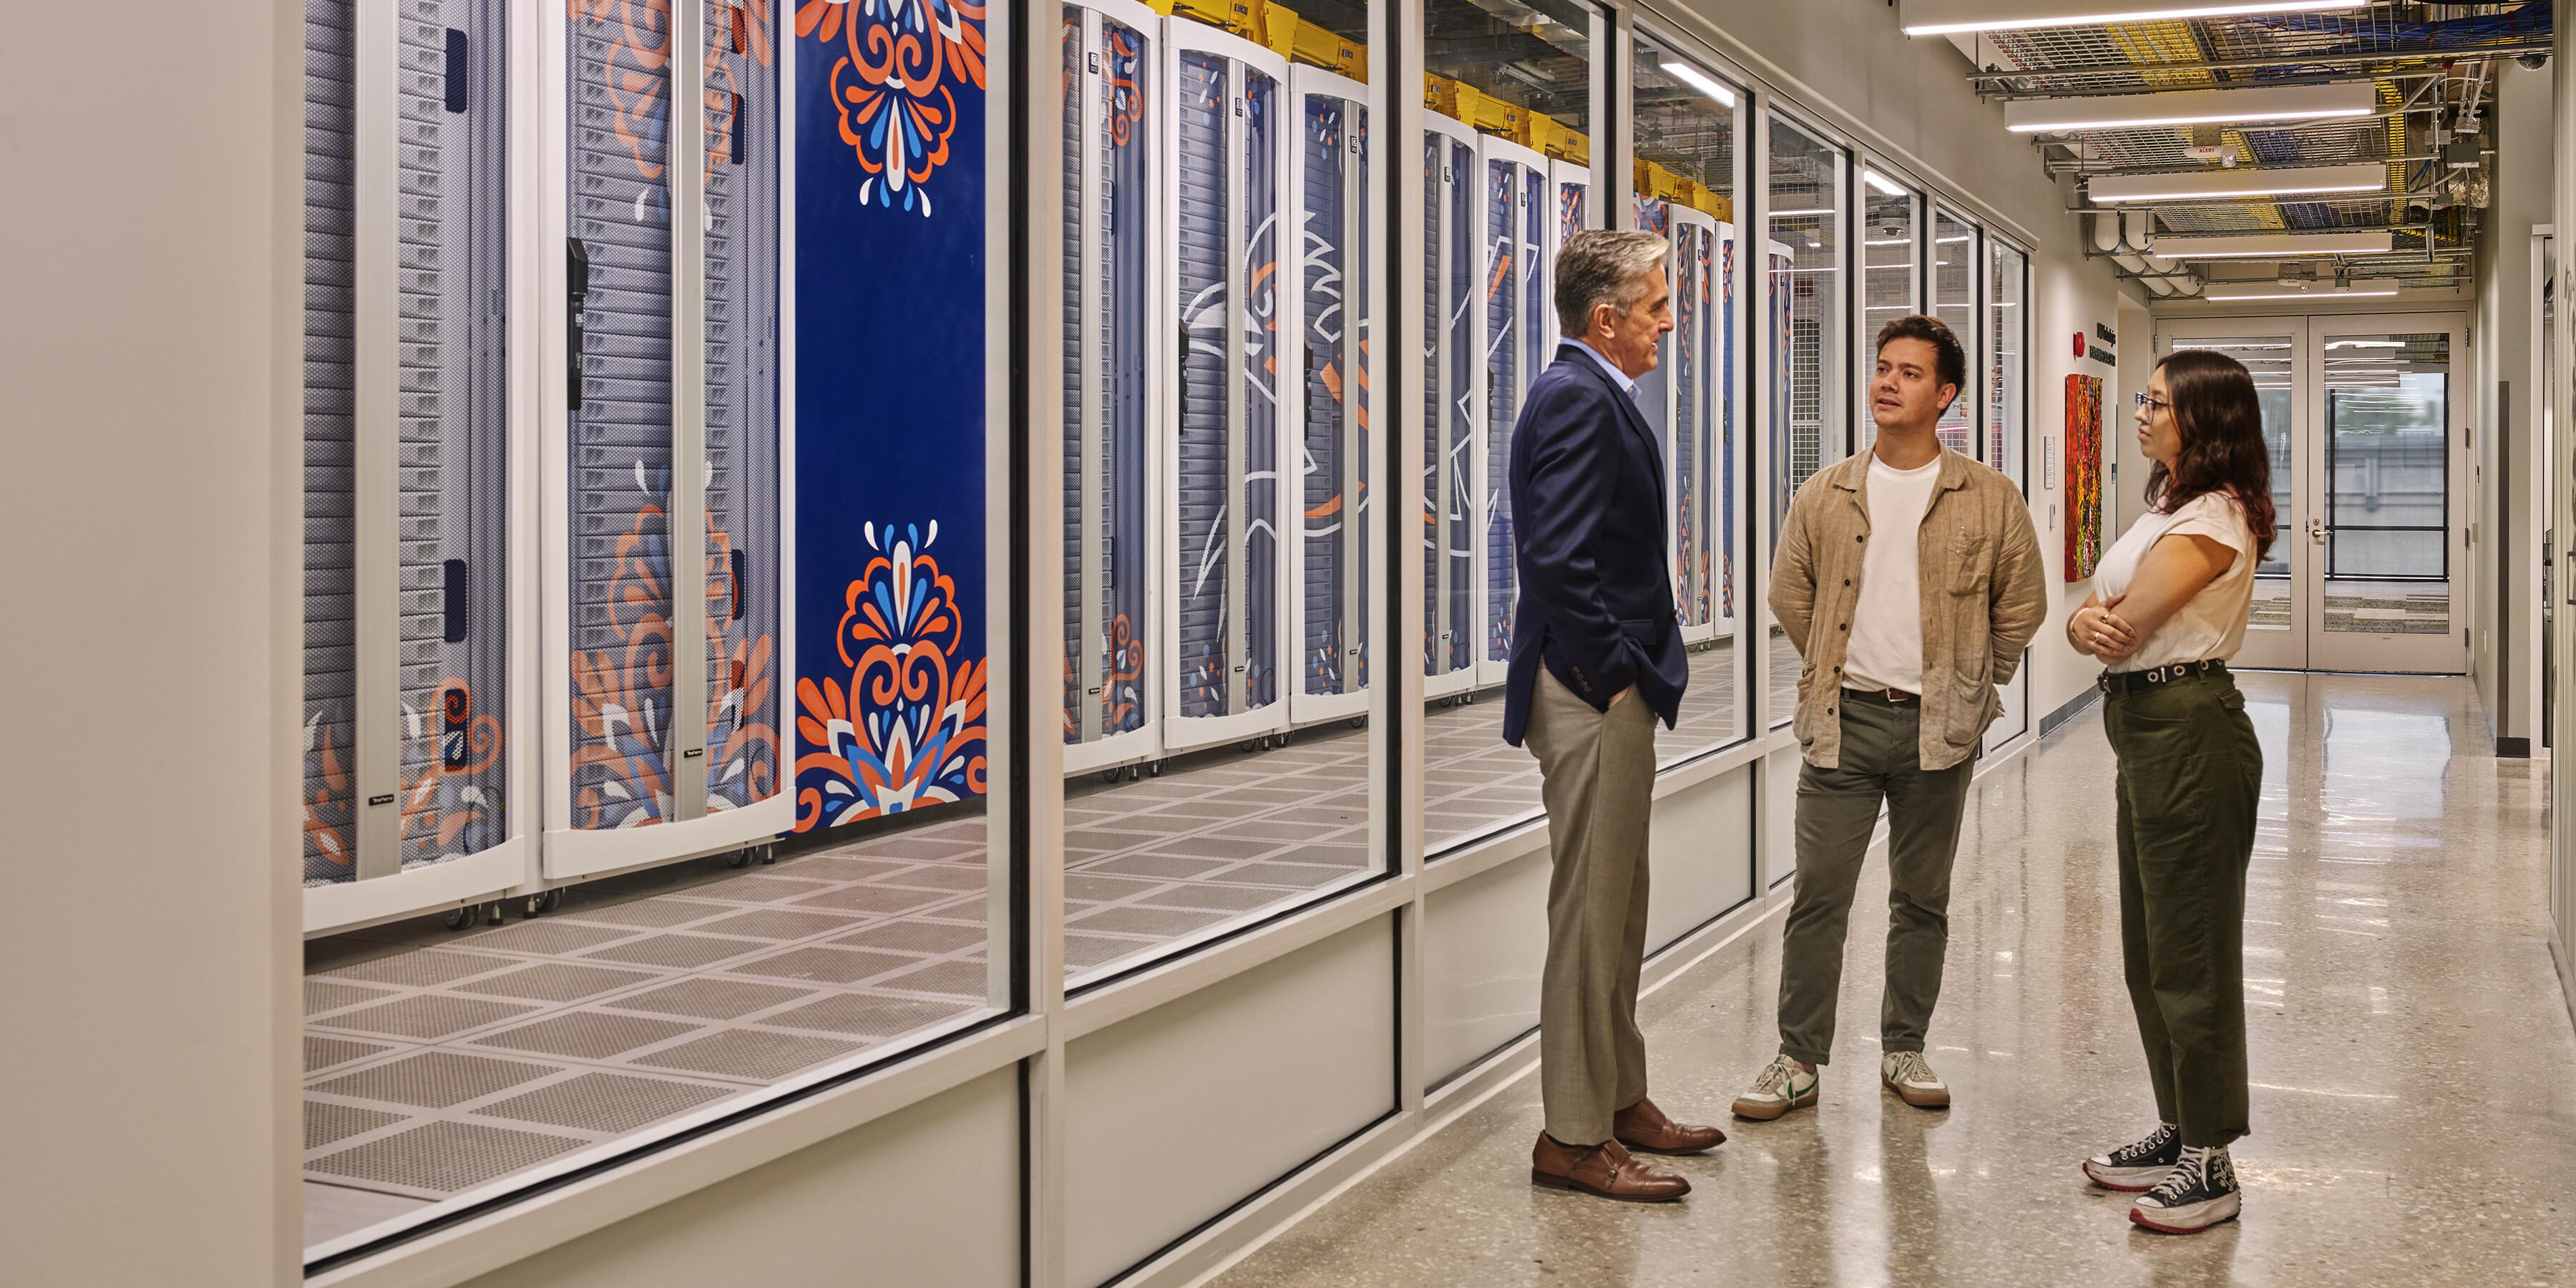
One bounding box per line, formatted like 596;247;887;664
2307;516;2325;545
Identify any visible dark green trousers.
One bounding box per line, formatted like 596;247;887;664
1778;693;1979;1067
2104;671;2263;1148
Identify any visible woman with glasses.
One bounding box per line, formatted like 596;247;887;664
2062;350;2272;1234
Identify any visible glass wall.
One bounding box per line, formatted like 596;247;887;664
1633;31;1745;761
1049;0;1391;976
1930;205;1976;454
1418;0;1601;853
1855;167;1920;454
1987;239;2026;484
1765;113;1843;725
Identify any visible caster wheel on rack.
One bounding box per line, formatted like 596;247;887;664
441;906;477;932
727;849;753;869
528;889;563;916
1148;761;1164;777
1103;769;1123;785
1278;731;1293;747
1127;764;1143;781
1349;716;1365;728
758;844;777;865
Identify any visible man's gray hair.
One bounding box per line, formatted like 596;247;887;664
1554;230;1669;338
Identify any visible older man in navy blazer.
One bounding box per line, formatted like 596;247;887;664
1508;229;1724;1203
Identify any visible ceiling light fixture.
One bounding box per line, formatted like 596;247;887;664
1900;0;2365;37
1660;62;1736;109
2201;276;2401;301
2156;231;2394;260
2088;161;2386;204
2004;83;2376;134
1770;208;1833;217
1862;170;1906;197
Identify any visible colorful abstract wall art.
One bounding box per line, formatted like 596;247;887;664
792;1;990;831
2065;374;2103;581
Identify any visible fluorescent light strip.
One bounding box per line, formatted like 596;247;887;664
1660;61;1736;109
1865;238;1912;245
2089;161;2386;204
2004;83;2376;135
1770;208;1833;217
2205;289;2399;301
2158;232;2395;260
2326;340;2402;348
1863;170;1906;197
1902;0;2365;37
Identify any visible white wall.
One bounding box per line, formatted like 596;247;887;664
0;1;301;1284
2474;62;2552;753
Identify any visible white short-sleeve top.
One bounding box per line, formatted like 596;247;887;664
2094;491;2259;673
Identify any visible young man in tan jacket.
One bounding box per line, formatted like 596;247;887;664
1732;315;2046;1121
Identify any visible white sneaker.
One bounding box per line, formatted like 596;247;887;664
2129;1145;2242;1234
2083;1123;2180;1192
1730;1055;1820;1121
1880;1050;1950;1108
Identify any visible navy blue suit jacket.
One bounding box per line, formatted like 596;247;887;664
1503;343;1689;746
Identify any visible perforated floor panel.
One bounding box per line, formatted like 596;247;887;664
303;648;1740;1210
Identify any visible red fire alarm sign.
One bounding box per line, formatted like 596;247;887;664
2073;331;2088;358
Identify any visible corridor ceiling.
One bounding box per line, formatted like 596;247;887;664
1953;2;2552;296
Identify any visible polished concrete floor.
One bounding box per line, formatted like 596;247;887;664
1211;673;2576;1288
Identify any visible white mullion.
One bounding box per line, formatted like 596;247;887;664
354;0;402;880
672;0;711;819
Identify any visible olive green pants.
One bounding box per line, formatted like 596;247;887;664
1777;693;1979;1067
2104;672;2263;1148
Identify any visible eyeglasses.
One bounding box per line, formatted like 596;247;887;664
2132;392;2171;414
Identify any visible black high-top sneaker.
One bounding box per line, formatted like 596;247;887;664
2128;1144;2241;1234
2082;1123;2180;1192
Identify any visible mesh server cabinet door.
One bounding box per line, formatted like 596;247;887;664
301;0;512;890
1670;211;1718;637
700;0;782;814
1480;144;1546;684
1423;114;1478;692
566;0;680;830
303;0;361;885
1293;70;1369;722
1167;27;1289;749
1065;4;1158;768
1719;225;1737;623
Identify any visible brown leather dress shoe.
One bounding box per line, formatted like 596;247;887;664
1531;1133;1691;1202
1614;1097;1727;1154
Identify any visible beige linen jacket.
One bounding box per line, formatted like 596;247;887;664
1768;447;2048;771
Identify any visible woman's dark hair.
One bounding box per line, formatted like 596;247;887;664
2147;348;2276;562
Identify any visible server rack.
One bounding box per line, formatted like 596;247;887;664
1667;207;1720;644
1161;24;1294;753
1423;109;1479;699
1289;65;1372;728
1064;0;1164;776
1545;160;1589;357
545;0;792;882
302;0;532;935
1478;136;1548;688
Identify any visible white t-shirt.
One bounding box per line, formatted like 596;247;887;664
1843;454;1943;695
2094;491;2258;673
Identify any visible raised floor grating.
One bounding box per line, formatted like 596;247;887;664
303;648;1742;1217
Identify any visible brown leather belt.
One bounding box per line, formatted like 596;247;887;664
1842;686;1918;704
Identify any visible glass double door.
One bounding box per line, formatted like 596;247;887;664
2161;314;2469;674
